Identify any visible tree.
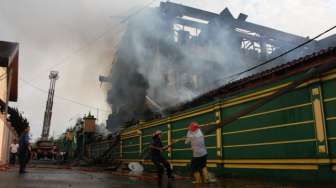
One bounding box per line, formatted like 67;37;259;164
8;107;29;136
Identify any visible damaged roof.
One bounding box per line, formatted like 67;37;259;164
165;46;336;114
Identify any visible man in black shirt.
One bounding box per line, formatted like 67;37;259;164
19;125;31;174
150;130;173;180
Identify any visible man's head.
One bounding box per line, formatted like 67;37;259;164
188;122;199;132
24;125;30;133
13;139;17;143
152;130;162;138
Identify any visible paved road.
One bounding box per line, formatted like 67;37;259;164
1;166;336;188
1;167;161;188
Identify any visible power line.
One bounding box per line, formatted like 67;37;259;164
19;77;111;114
213;25;336;85
28;0;157;80
120;0;157;24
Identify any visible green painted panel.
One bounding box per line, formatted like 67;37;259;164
252;88;311;114
204;135;217;146
326;119;336;137
123;142;139;147
172;129;217;141
327;140;336;157
221;87;312;133
222;105;313;133
172;148;217;159
172;149;192;159
222;72;307;102
122;138;139;146
223;142;317;159
324;100;336;118
142;137;153;143
223;123;315;145
173;140;216;150
171;141;187;151
221;100;256;119
322;79;336;99
171;111;216;130
172;129;188;139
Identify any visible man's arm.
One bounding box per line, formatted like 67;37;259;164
24;134;29;145
185;131;191;144
150;144;163;152
24;134;32;151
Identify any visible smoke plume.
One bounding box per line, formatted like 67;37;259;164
106;3;335;130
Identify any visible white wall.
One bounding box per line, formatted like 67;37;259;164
0;112;17;165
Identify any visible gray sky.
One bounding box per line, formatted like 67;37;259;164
0;0;335;141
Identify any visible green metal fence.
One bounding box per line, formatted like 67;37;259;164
117;68;336;176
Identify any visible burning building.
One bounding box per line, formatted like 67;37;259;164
103;1;335;131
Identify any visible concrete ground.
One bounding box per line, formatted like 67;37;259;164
1;165;336;188
1;166;160;188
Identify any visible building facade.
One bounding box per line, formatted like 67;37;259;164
0;41;19;166
95;47;336;180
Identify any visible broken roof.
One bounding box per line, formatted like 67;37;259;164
165;46;336;114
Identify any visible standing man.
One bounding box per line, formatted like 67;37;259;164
150;130;174;181
9;139;19;165
19;125;31;174
185;122;209;184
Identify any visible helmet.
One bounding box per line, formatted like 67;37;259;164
152;130;162;137
189;122;199;132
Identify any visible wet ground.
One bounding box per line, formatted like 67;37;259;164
0;166;159;188
1;165;336;188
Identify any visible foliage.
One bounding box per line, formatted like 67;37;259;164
8;107;29;136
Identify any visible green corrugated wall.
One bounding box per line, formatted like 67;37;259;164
90;68;336;178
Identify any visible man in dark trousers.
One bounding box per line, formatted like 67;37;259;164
19;125;31;174
150;130;174;181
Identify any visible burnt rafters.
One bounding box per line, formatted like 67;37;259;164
160;1;218;21
163;1;308;47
